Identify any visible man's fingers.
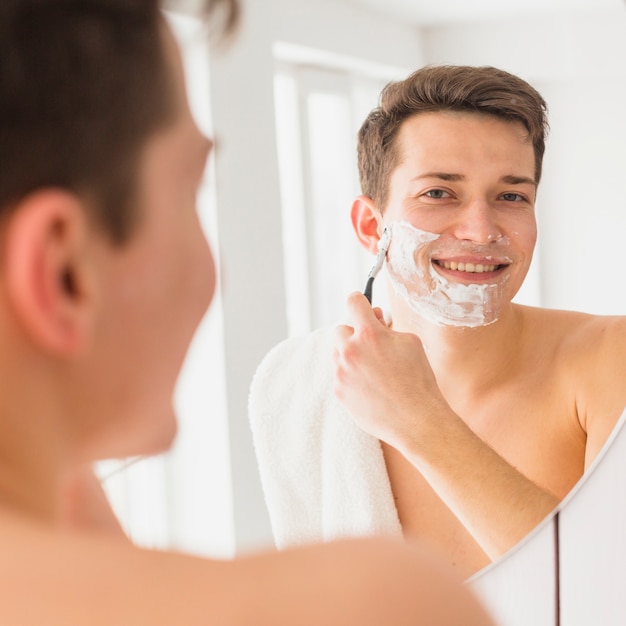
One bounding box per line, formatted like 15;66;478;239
346;291;385;331
333;323;354;356
334;323;354;342
372;307;386;325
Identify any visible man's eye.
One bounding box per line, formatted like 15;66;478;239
501;192;525;202
424;189;450;199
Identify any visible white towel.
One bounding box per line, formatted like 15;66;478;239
249;327;402;549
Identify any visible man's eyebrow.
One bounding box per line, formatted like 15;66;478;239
501;175;537;187
410;172;537;187
410;172;465;182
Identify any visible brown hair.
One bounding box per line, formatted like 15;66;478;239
357;65;549;211
0;0;238;243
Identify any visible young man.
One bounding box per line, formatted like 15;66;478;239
0;2;495;624
249;65;626;578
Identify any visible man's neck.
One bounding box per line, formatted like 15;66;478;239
0;363;71;523
390;301;526;401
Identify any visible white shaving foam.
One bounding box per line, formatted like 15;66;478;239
385;221;510;327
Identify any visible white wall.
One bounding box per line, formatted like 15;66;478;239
271;0;423;70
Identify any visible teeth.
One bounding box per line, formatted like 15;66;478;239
440;261;498;273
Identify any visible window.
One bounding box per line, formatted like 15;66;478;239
274;57;399;334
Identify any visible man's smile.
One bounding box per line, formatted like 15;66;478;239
432;257;511;281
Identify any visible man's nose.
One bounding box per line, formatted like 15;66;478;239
449;199;502;244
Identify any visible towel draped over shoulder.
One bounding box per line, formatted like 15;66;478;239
249;327;402;549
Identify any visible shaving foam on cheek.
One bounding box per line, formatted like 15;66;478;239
385;221;511;328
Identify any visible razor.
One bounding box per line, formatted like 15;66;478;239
363;226;391;304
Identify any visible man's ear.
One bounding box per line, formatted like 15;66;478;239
3;190;96;357
350;195;386;254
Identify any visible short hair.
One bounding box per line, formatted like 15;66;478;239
0;0;238;244
357;65;549;211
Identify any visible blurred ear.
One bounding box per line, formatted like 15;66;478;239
3;190;97;357
350;195;386;254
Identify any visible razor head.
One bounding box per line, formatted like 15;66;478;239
367;227;391;280
363;226;392;303
378;226;391;254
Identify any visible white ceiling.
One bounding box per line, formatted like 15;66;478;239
343;0;624;26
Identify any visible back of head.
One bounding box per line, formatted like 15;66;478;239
0;0;174;243
0;0;238;244
358;65;549;211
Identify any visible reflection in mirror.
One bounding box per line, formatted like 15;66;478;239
251;0;626;582
103;0;625;580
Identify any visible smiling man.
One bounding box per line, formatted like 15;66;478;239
249;65;626;578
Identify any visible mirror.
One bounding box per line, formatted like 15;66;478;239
106;0;626;572
267;0;626;578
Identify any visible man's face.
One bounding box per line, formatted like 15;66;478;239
381;111;537;327
76;24;215;460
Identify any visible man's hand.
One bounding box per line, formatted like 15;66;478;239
333;291;449;453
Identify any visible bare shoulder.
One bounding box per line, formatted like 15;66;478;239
520;306;626;464
518;305;626;366
0;511;493;625
548;310;626;401
565;313;626;465
231;538;495;626
557;309;626;353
